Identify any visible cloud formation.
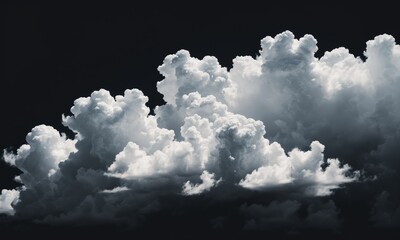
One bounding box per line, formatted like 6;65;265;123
0;189;20;215
1;31;399;231
182;170;221;195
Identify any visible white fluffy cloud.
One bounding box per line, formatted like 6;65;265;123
2;31;399;229
157;50;232;107
182;171;221;195
238;141;357;196
3;125;76;187
0;189;20;215
63;89;174;162
1;87;355;219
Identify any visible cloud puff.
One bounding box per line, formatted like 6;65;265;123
239;141;357;196
3;125;76;184
157;50;231;107
182;170;221;195
0;189;20;215
1;31;399;231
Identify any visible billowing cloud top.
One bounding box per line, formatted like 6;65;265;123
1;31;399;231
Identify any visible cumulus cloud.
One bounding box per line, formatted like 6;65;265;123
0;87;354;223
0;189;20;215
219;32;400;166
1;31;399;231
3;125;76;180
239;141;357;196
182;171;221;195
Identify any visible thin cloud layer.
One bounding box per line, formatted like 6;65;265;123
1;31;399;231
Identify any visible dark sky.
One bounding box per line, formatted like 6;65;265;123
1;1;399;239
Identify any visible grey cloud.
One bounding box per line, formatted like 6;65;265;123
1;31;399;232
241;199;341;232
241;200;301;230
370;191;400;228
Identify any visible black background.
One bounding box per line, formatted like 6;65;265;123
2;1;399;239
